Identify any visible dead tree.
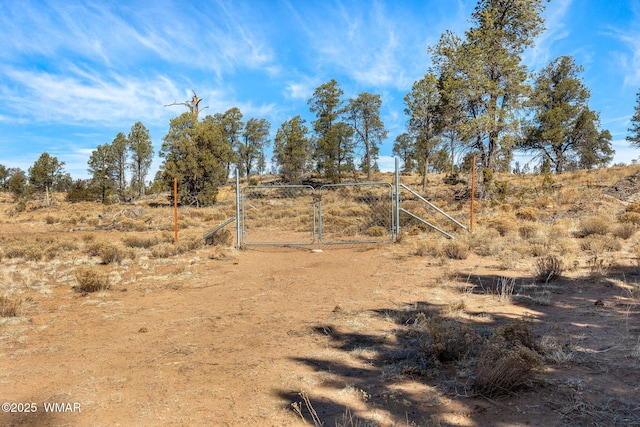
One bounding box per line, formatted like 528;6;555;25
165;90;209;118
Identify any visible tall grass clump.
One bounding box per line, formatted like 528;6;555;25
577;216;610;237
535;255;564;283
73;266;110;293
0;295;20;317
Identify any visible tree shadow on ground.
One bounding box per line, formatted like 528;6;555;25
276;266;640;426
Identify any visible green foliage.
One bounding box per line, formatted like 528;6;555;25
520;56;613;173
239;117;270;178
309;80;355;183
628;90;640;149
128;122;153;197
88;143;117;203
430;0;547;179
273;116;312;182
345;92;387;180
160;113;228;206
404;73;443;189
28;152;67;195
392;133;416;173
7;169;27;201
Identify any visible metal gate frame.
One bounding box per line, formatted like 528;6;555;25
204;159;469;248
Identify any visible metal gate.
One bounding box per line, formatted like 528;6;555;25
238;183;393;246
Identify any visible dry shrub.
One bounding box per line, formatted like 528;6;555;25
499;320;541;353
580;235;622;252
466;228;502;257
625;201;640;213
577;216;610;237
0;295;20;317
515;207;538;222
612;223;637;240
151;243;177;258
415;241;442;257
206;229;233;246
123;234;160;249
518;223;539;239
98;244;126;264
74;266;110;292
618;212;640;225
24;246;44;262
535;255;563;282
3;244;26;259
420;315;481;362
365;226;388;237
442;240;469;260
487;216;516;236
473;336;543;397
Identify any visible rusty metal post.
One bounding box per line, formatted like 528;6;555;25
173;177;178;243
470;155;476;232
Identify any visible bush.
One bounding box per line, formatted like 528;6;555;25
73;266;110;292
619;212;640;225
535;255;564;282
612;223;637;240
515;207;538;222
473;336;543;397
0;295;20;317
443;241;469;260
98;244;125;264
123;235;159;249
578;216;610;237
421;315;481;362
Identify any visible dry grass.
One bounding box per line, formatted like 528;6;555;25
535;255;564;283
0;295;21;317
73;265;110;293
577;216;610;237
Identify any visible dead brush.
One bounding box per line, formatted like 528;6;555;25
577;215;610;237
416;314;482;362
73;266;110;293
472;335;543;397
0;295;21;317
123;234;160;249
442;240;469;260
535;255;564;283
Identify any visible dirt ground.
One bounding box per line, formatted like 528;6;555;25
1;219;640;426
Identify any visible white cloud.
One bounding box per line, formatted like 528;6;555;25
524;0;573;70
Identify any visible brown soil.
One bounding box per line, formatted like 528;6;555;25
2;227;640;426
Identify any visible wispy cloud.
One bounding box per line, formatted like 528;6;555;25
524;0;573;70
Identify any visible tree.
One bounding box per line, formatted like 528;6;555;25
28;152;67;203
392;133;416;173
0;164;8;189
345;92;387;180
88;143;116;203
7;168;27;201
159;113;228;206
111;132;129;197
211;108;243;177
404;73;443;190
519;56;613;173
238;118;270;179
273;116;312;182
309;79;354;182
431;0;547;182
627;90;640;149
128;122;153;197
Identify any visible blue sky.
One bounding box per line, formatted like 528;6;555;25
1;0;639;180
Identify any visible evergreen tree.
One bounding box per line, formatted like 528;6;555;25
239;118;270;179
273;116;312;182
628;90;640;149
88;143;117;203
160;113;228;206
128;122;153;197
28;152;67;202
111;132;129;197
392;133;416;173
345;92;387;180
404;73;443;190
309;80;354;183
520;56;613;173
